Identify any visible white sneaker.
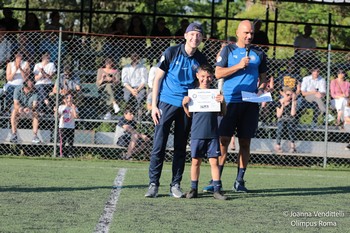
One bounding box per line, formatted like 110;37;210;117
113;103;120;113
104;112;111;120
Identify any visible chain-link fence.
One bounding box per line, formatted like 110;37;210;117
0;30;349;167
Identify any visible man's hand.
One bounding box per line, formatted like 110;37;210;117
151;106;161;125
239;57;250;69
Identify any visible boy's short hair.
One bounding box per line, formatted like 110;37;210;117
123;108;134;115
197;64;214;75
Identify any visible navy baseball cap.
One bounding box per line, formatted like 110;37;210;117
185;23;203;34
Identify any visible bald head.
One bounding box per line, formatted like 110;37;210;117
236;20;254;48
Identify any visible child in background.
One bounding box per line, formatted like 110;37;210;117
343;100;350;150
58;93;78;157
274;86;297;153
182;64;227;200
117;108;150;160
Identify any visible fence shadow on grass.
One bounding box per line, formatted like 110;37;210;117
0;184;150;193
236;186;350;198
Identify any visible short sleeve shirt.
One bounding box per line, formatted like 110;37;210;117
13;86;37;108
215;44;267;103
158;44;208;107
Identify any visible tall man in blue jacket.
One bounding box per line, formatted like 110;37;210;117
145;23;208;198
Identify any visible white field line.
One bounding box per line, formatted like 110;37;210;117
94;168;127;233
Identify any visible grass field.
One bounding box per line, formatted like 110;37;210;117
0;157;349;233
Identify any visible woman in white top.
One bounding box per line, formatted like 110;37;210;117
5;52;30;111
33;52;56;113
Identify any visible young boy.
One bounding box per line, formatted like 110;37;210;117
182;64;227;200
116;108;150;160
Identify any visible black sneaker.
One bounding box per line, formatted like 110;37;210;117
186;188;198;199
233;180;248;193
213;191;227;200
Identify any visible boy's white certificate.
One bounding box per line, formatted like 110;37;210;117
188;89;220;112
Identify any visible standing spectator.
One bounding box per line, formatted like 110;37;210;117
104;17;127;67
214;20;267;193
274;87;298;153
300;67;326;128
116;108;150;160
121;53;147;120
20;13;41;64
0;9;19;31
0;23;11;72
44;10;68;41
174;19;189;43
9;77;40;144
33;52;56;114
127;15;147;56
96;58;121;120
4;52;30;112
144;23;207;198
182;64;227;200
149;17;172;63
58;93;78;158
293;24;317;72
0;9;19;48
330;69;350;127
251;19;269;52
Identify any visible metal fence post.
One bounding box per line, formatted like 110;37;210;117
52;28;63;158
323;44;332;168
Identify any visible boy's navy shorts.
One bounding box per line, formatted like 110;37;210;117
190;138;221;158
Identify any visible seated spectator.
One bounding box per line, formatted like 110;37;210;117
275;58;302;96
33;52;56;114
343;100;350;150
260;74;275;125
330;69;350;128
96;58;121;120
116;108;150;160
39;33;65;64
57;93;78;158
9;77;40;144
274;87;297;153
300;67;326;127
121;53;147;120
4;52;30;113
51;65;81;105
145;62;158;121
